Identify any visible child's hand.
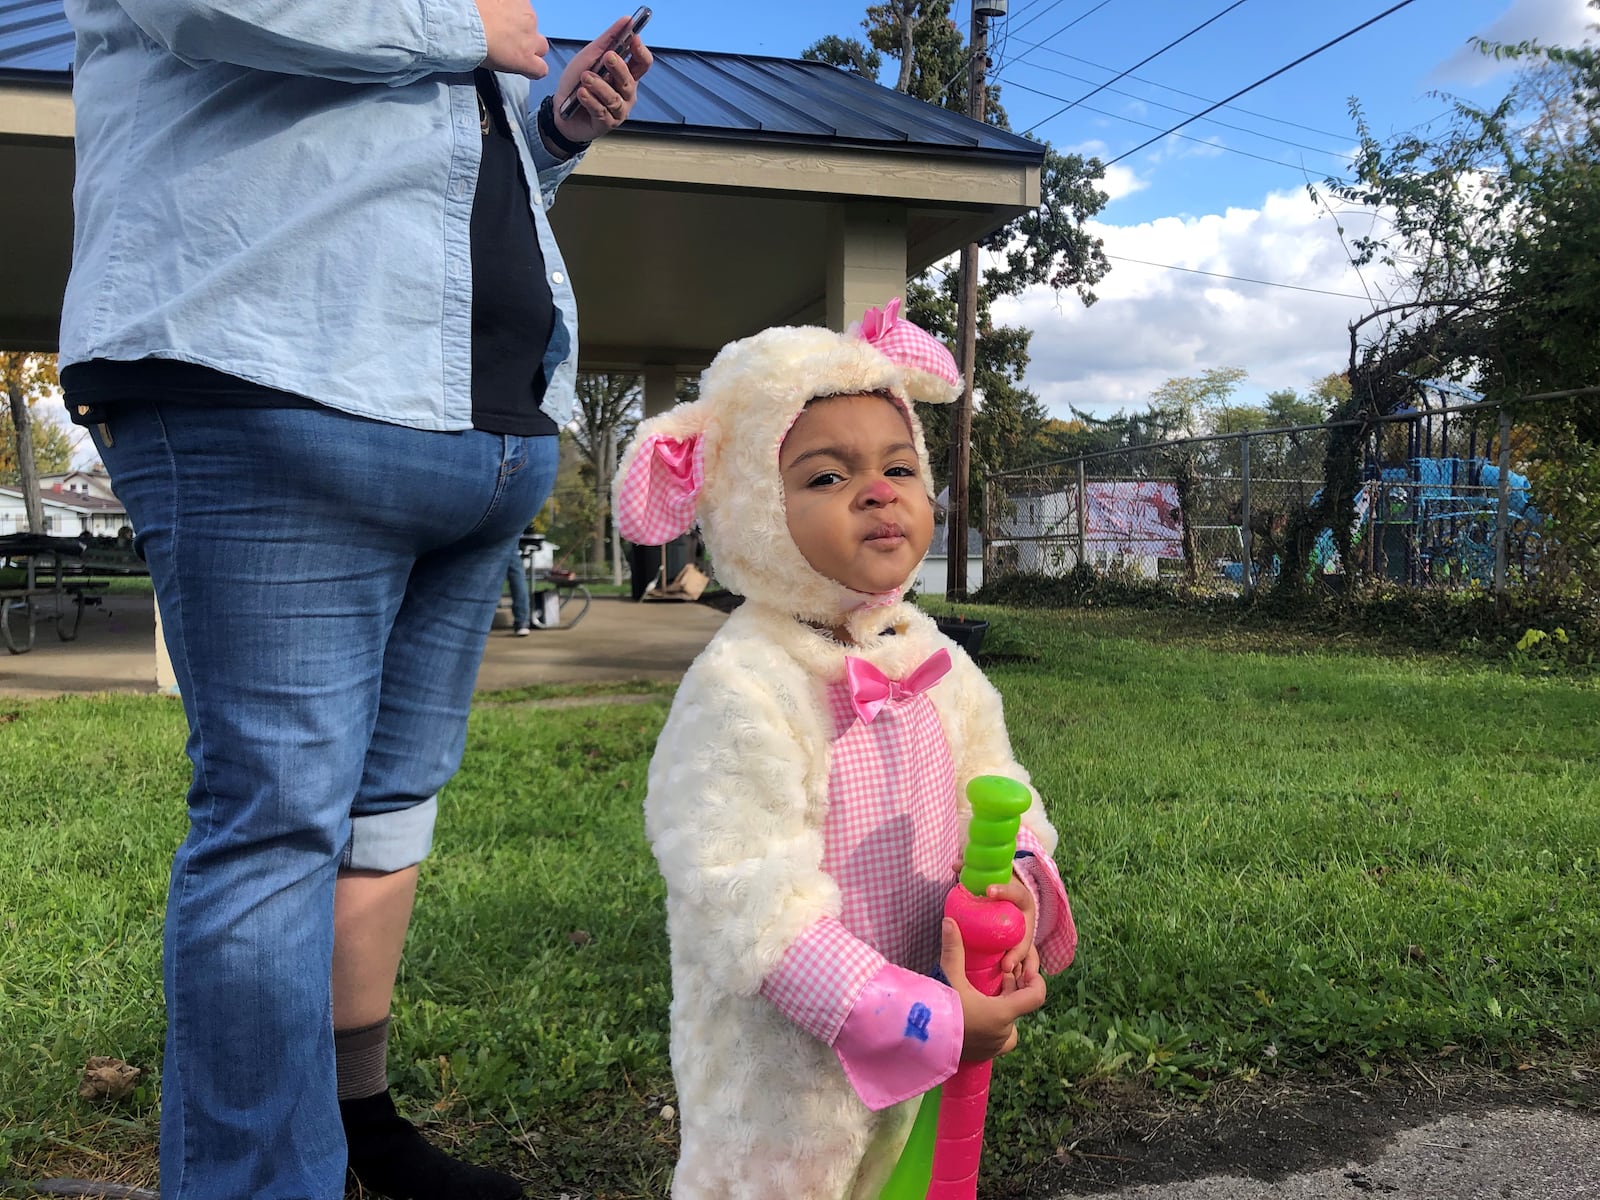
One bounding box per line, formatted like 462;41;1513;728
950;858;1040;984
986;875;1039;983
939;918;1047;1064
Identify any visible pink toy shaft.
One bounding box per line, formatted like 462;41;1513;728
927;885;1024;1198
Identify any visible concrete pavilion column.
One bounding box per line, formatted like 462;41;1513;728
642;364;678;419
825;203;909;332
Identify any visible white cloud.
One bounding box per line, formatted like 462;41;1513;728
1098;162;1149;203
993;186;1405;419
1065;138;1150;202
1432;0;1596;85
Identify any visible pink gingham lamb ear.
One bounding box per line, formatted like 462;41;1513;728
616;431;705;545
850;297;962;406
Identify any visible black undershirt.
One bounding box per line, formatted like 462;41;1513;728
468;68;556;436
65;71;557;436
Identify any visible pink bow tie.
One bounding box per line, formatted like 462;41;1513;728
844;649;952;725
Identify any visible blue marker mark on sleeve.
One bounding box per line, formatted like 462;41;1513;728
904;1002;932;1043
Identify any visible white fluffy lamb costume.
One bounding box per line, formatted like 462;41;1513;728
615;301;1076;1200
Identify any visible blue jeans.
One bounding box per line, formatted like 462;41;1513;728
507;545;531;630
92;399;558;1200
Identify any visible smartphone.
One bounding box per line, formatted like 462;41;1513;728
558;6;652;120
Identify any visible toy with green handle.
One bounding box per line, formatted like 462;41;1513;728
877;775;1031;1200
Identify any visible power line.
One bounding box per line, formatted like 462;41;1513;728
990;0;1112;89
1003;59;1351;159
933;0;1121;106
1004;0;1088;41
1103;253;1375;300
1004;0;1122;54
1105;0;1424;166
1001;77;1349;174
1020;0;1256;137
1011;45;1352;142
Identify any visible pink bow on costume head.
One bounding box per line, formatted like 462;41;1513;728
843;648;952;725
853;298;962;391
616;431;705;545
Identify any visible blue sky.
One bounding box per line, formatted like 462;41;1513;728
530;0;1596;417
538;0;1587;224
39;0;1592;459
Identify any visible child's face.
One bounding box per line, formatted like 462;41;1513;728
779;392;934;597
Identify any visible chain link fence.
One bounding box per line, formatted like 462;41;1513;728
983;401;1548;598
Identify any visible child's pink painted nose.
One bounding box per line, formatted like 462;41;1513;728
861;479;896;505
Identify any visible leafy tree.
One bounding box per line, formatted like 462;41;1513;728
805;1;1112;514
864;0;959;99
1147;367;1248;433
1319;11;1600;592
537;433;604;569
1142;368;1248;584
801;34;882;78
909;275;1048;505
1265;375;1346;429
2;354;71;532
569;373;642;568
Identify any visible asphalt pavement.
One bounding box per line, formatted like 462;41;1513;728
1048;1105;1600;1199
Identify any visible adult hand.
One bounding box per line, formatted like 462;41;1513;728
478;0;550;78
552;14;654;143
939;918;1047;1065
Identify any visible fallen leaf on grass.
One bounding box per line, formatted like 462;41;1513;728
79;1055;141;1103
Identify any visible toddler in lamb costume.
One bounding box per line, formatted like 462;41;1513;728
614;300;1076;1199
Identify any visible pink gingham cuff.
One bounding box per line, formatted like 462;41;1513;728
1014;827;1076;974
833;963;961;1111
759;916;886;1045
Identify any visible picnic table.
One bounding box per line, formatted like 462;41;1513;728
0;532;148;654
516;533;590;630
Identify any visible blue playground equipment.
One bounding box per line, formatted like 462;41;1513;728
1220;392;1543;590
1307;455;1539;586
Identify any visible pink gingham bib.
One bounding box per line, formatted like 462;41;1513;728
759;660;960;1043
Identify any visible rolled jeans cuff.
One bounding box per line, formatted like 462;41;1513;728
342;796;437;872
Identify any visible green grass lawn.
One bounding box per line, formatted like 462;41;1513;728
2;608;1597;1197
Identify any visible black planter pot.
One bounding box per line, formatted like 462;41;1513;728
936;617;989;656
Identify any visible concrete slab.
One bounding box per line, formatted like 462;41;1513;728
476;592;727;689
0;591;726;699
0;590;161;697
1050;1106;1600;1200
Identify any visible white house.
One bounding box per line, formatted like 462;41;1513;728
39;465;119;502
0;481;127;537
913;520;983;598
987;480;1184;581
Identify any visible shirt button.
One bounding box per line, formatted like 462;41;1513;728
550;271;565;285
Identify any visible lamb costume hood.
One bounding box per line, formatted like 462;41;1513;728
616;302;1076;1200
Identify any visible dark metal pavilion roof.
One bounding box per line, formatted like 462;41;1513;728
1;4;1042;162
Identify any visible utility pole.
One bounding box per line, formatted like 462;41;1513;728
946;0;1003;601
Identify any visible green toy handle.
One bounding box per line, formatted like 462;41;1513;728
958;775;1031;896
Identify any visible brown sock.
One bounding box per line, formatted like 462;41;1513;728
335;1015;391;1101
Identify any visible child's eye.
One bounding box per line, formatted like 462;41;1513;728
886;465;917;478
807;470;845;488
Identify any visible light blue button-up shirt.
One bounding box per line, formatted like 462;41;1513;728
60;0;582;430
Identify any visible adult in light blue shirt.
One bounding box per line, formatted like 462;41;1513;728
58;4;652;1198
